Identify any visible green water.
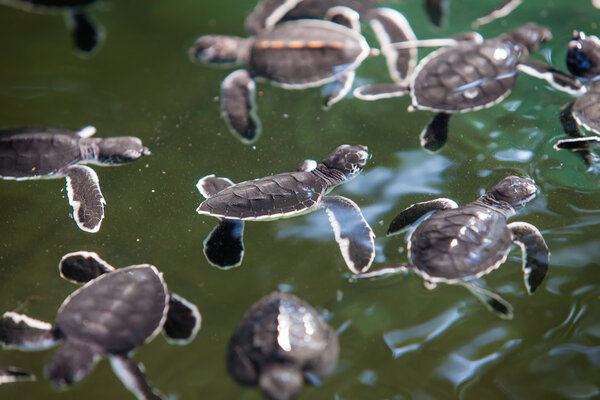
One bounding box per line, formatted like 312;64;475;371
1;0;599;399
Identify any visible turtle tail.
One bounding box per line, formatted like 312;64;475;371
46;338;101;388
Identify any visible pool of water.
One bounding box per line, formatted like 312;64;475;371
1;0;599;399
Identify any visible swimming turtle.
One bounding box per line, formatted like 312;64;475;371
552;31;600;169
354;176;549;319
227;291;339;400
0;0;102;53
0;126;150;233
0;367;34;385
190;7;399;143
0;251;201;399
196;144;375;274
354;23;585;151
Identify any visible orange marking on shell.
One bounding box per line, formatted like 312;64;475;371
256;41;270;49
307;41;325;48
287;41;305;49
270;41;286;49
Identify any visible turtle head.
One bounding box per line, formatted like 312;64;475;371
189;35;249;64
97;137;151;164
566;31;600;79
259;364;304;400
321;145;369;180
504;23;552;53
485;176;537;210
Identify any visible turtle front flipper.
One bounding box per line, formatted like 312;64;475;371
46;338;102;388
110;355;164;400
59;251;115;283
350;263;412;280
64;165;105;233
68;10;101;53
221;69;261;144
163;293;202;345
196;174;235;198
323;70;355;109
472;0;522;29
322;195;375;274
0;367;35;385
517;60;586;96
420;112;451;152
459;282;514;319
554;101;598;169
367;8;417;83
508;222;549;294
244;0;303;34
0;312;58;351
388;198;458;235
353;82;410;101
324;6;361;33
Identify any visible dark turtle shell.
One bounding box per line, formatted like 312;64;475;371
0;128;83;178
572;81;600;134
227;291;339;385
411;38;522;112
56;265;168;354
409;204;512;280
249;19;369;87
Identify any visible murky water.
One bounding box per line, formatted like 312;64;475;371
1;0;599;399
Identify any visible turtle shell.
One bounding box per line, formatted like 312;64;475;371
55;265;168;354
248;19;370;87
197;171;327;220
411;38;522;112
408;204;512;281
0;128;83;179
572;81;600;134
227;291;339;385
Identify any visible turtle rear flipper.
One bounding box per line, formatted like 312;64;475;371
59;251;115;283
508;222;549;294
420;112;451;152
45;338;102;388
68;10;100;53
64;165;105;233
460;282;514;319
221;69;261;143
387;198;457;235
0;367;35;385
0;312;58;351
110;355;164;400
322;195;375;274
163;293;202;345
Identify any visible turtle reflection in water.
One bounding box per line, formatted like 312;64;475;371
0;251;201;400
0;0;103;53
355;176;549;319
0;126;150;233
354;23;585;151
552;31;600;170
228;291;339;400
196;144;375;274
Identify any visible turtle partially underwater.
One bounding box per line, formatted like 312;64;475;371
189;6;410;143
196;144;375;274
0;0;103;53
354;23;584;151
0;126;150;233
552;31;600;169
227;291;339;400
0;251;201;399
355;176;549;319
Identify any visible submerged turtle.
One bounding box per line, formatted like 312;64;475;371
0;126;150;233
354;23;584;151
355;176;549;319
227;291;339;400
0;251;201;399
0;367;34;385
196;144;375;274
0;0;103;53
552;31;600;169
189;6;399;143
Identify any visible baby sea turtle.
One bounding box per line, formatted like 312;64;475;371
0;251;201;400
189;7;382;143
0;367;34;385
227;291;339;400
0;0;102;53
0;126;150;233
355;176;549;319
196;144;375;274
354;23;584;151
553;31;600;169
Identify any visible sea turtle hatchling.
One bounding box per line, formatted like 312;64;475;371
0;126;150;233
354;23;585;151
189;6;412;143
0;0;103;53
354;176;549;319
196;144;375;274
0;251;201;400
227;291;339;400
